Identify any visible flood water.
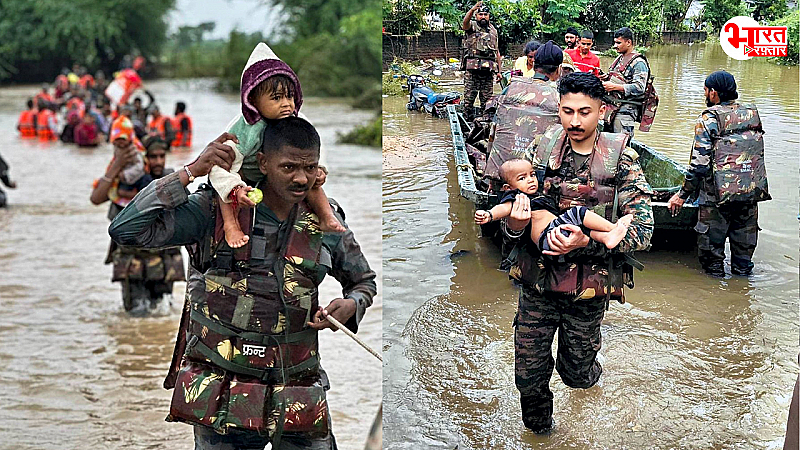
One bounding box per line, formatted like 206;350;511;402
0;79;381;449
383;43;799;449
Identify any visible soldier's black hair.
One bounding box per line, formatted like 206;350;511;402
260;116;320;156
558;72;606;101
524;41;542;56
565;27;580;37
581;30;594;40
26;98;33;109
249;74;296;106
614;27;634;42
175;101;186;113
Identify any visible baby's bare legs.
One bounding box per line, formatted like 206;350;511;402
585;212;634;249
308;186;345;232
220;196;249;248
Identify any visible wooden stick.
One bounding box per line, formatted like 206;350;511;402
324;314;383;362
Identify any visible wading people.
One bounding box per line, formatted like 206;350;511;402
0;152;17;208
667;71;770;277
600;27;651;137
147;105;174;145
171;101;193;148
567;30;601;77
514;41;541;78
91;131;186;315
564;27;580;51
461;1;500;120
505;72;653;434
108;118;377;449
16;99;38;139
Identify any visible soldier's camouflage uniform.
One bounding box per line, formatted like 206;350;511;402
106;168;185;314
676;101;770;276
509;135;653;432
462;20;498;118
109;171;376;449
607;55;649;138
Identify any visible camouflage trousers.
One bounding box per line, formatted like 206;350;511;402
514;286;605;431
611;108;637;138
193;424;336;450
121;279;172;316
463;70;494;115
695;202;759;275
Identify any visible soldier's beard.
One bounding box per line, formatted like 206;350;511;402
478;19;489;27
705;95;715;107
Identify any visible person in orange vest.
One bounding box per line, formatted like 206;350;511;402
34;84;54;110
17;99;38;139
171;101;192;148
147;105;174;146
78;66;95;91
55;73;70;99
36;105;58;141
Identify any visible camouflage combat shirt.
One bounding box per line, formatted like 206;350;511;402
543;139;655;256
677;100;732;206
108;170;377;329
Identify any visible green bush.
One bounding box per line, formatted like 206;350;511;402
769;9;799;65
337;114;381;147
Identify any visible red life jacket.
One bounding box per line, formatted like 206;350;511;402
171;113;192;147
18;109;37;138
36;109;57;140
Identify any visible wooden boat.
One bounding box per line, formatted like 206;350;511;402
446;104;698;242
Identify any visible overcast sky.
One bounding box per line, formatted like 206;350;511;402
168;0;285;40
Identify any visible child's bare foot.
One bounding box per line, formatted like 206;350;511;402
600;220;630;249
318;213;346;233
224;223;250;248
617;213;634;228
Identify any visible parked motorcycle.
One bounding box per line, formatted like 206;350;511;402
399;72;461;118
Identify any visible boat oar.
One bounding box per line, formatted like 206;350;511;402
323;313;383;363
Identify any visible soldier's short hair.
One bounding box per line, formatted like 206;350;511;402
558;72;605;101
614;27;634;42
260;116;320;156
581;30;594;40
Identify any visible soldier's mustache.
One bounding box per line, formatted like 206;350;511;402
567;126;585;133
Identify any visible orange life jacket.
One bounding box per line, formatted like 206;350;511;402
171;113;192;147
36;109;57;140
66;97;86;117
34;92;54;109
18;109;37;138
148;115;170;140
78;74;95;90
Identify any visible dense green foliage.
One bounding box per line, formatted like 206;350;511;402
336;114;381;147
769;9;799;65
164;1;380;103
701;0;749;32
384;0;700;48
0;0;175;82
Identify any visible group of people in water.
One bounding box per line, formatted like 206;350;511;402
11;42;375;450
15;58;193;150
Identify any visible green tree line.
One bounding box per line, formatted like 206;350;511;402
0;0;175;82
384;0;795;53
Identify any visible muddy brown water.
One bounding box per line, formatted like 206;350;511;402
383;43;798;449
0;79;381;449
